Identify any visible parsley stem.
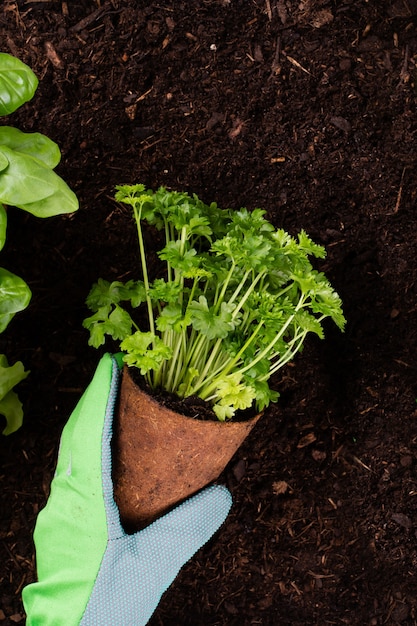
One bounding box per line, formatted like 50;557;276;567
133;203;155;337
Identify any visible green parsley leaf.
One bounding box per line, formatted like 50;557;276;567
189;296;236;340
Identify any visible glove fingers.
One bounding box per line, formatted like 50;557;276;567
142;483;232;567
81;484;232;626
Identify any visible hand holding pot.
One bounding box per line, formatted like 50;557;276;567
22;354;232;626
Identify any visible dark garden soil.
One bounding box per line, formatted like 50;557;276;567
1;1;417;624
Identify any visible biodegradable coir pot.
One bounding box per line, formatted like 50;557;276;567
113;366;262;530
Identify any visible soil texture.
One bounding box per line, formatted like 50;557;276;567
1;1;417;624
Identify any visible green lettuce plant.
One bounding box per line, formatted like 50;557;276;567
84;184;345;421
0;52;79;434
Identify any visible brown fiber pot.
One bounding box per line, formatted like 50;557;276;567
113;366;262;530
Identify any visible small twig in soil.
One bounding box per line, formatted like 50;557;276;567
270;36;281;77
393;166;407;214
69;4;108;31
290;581;303;596
399;44;410;84
352;455;372;472
265;0;272;20
69;2;122;33
282;51;312;76
44;41;64;69
135;87;153;103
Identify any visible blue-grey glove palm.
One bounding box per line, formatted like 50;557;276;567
22;354;232;625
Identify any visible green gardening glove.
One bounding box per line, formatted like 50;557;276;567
22;354;232;625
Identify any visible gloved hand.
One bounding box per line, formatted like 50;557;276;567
22;354;232;625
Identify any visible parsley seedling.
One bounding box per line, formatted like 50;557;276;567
84;185;345;420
